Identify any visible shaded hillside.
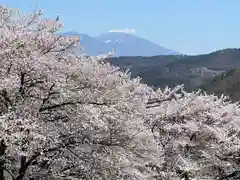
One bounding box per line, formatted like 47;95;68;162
199;68;240;102
166;48;240;71
108;55;184;88
108;48;240;90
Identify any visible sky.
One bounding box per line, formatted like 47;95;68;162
2;0;240;55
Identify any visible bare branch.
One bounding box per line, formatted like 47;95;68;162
39;100;110;112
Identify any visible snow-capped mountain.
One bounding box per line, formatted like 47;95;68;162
61;31;180;57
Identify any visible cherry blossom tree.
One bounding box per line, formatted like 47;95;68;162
1;4;240;180
146;86;240;180
0;5;159;180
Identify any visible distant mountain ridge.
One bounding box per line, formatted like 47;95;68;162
107;48;240;90
61;31;180;56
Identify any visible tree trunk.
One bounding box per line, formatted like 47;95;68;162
0;139;7;180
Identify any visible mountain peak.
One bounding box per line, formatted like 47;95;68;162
62;31;180;56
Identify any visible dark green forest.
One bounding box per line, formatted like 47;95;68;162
108;48;240;101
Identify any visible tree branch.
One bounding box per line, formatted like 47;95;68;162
39;101;110;112
19;72;25;95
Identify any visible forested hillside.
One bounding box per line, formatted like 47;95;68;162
108;48;240;90
199;68;240;101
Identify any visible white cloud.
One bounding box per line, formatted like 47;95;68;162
109;28;136;34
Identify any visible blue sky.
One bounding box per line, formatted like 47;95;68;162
2;0;240;55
